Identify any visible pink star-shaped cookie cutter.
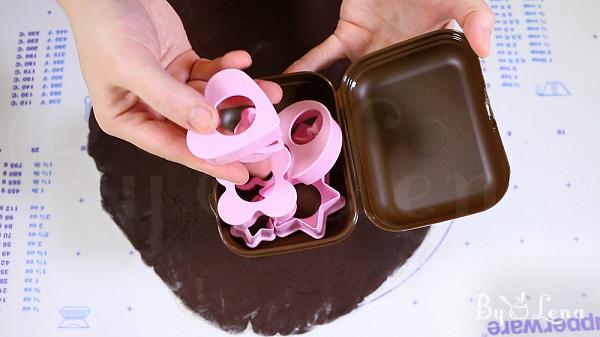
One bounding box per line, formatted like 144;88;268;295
274;176;345;239
229;221;277;248
228;195;277;248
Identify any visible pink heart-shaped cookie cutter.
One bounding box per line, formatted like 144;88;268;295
186;69;281;165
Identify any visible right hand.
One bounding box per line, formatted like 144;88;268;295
59;0;282;184
288;0;494;72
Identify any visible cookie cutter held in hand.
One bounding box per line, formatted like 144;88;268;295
237;138;285;163
279;100;342;184
233;107;284;163
186;69;282;165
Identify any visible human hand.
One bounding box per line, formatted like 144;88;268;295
288;0;494;72
59;0;282;184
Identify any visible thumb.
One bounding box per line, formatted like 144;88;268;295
286;34;346;73
126;62;219;133
453;1;495;57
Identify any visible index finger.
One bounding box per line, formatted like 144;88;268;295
109;110;250;184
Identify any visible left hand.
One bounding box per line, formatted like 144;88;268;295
287;0;494;72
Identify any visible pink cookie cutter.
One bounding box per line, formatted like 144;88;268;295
234;107;284;162
291;121;320;144
235;175;274;193
228;196;277;248
230;221;276;248
228;175;279;227
238;138;285;163
278;100;342;184
186;69;281;165
274;176;345;239
217;148;297;226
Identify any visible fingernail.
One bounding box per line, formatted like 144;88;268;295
480;26;492;56
188;107;215;132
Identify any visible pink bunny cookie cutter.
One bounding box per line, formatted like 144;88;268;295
278;100;342;185
235;175;274;193
217;148;297;226
228;175;279;227
186;69;282;165
274;176;345;239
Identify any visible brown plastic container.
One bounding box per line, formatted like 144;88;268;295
210;30;510;257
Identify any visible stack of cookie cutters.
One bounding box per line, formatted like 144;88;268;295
186;69;345;248
207;30;510;258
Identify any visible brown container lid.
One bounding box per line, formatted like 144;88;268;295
339;30;510;231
